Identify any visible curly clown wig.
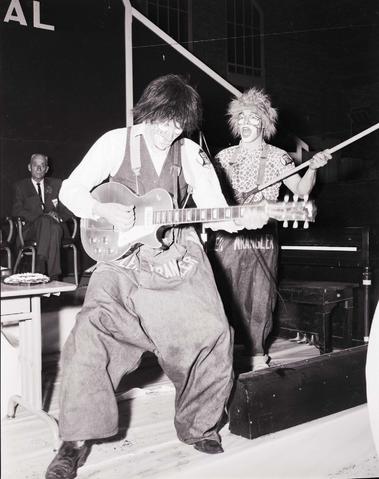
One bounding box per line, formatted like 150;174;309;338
228;88;278;140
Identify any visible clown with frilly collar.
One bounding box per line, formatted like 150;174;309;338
210;87;331;371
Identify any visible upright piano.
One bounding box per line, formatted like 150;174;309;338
276;226;372;350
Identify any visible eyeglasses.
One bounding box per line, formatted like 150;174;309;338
237;113;261;127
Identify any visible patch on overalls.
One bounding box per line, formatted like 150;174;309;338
150;254;199;279
197;148;211;167
233;234;274;250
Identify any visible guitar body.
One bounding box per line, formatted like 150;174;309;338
81;182;316;262
80;183;173;262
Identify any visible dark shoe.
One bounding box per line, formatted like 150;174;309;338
45;441;90;479
194;439;224;454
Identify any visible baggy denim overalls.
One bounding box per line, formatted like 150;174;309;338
58;130;234;444
209;224;278;355
209;144;281;356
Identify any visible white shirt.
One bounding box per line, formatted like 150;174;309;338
59;124;237;232
31;178;44;203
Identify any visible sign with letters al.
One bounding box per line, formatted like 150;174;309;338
3;0;55;31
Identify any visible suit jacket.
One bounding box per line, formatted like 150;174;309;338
12;177;73;226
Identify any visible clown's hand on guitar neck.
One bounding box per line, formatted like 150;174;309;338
233;203;269;231
93;201;135;231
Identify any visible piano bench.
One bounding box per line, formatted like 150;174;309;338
277;280;359;354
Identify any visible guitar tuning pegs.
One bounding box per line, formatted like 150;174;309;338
303;221;309;229
292;220;298;229
283;220;288;228
284;194;289;203
303;194;309;202
293;194;299;203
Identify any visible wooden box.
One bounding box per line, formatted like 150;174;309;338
229;345;367;439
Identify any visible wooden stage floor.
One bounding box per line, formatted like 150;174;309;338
1;277;378;478
2;336;379;479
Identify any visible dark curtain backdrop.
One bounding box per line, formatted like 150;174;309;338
1;0;378;279
0;0;126;218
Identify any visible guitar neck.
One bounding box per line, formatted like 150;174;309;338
153;205;243;226
152;201;314;226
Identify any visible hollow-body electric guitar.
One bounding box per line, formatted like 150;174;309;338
81;182;317;262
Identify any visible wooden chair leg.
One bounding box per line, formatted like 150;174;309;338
13;250;23;274
1;246;12;269
63;243;79;285
8;251;12;270
31;248;36;273
72;244;79;285
14;247;37;274
5;246;12;269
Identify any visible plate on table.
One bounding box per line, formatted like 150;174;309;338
3;273;50;285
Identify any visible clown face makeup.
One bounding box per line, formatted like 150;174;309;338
147;119;183;151
238;110;263;143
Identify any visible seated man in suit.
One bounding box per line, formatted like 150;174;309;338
12;153;73;279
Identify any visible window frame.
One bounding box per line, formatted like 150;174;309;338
226;0;265;88
142;0;193;50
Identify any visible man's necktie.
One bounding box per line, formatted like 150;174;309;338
37;183;44;209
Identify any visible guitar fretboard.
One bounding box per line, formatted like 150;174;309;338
153;205;250;225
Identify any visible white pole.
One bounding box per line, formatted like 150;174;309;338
131;7;241;98
254;123;379;193
124;0;134;126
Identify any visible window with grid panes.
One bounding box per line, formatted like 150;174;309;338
227;0;263;79
146;0;189;45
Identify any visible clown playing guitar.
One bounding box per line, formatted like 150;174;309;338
46;74;329;479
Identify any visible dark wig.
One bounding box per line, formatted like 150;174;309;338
133;74;202;134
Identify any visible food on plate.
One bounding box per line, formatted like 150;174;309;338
4;273;50;285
